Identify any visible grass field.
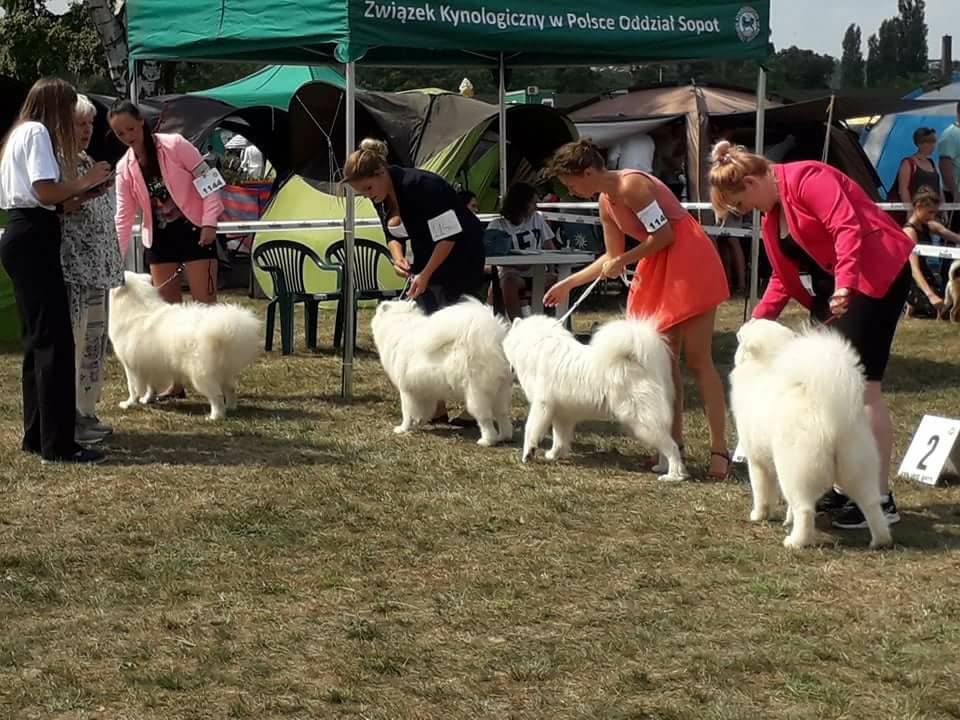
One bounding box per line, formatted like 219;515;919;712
2;293;960;720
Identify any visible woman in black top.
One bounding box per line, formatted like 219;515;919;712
896;127;942;204
903;186;960;317
343;138;485;315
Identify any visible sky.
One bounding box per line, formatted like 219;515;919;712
44;0;959;60
770;0;957;58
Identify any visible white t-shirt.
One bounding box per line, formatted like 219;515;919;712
0;121;61;210
241;145;265;177
486;211;555;251
608;133;655;173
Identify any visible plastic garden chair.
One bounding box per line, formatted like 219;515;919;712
252;239;343;355
324;238;404;348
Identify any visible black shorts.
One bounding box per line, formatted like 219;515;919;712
145;219;217;266
819;263;910;382
415;282;485;315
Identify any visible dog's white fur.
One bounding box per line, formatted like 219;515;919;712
108;272;262;420
371;298;513;445
943;259;960;323
502;315;686;481
730;319;892;549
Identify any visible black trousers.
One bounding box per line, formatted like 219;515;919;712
0;208;78;459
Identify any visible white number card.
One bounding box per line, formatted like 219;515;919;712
192;167;226;198
898;415;960;486
427;209;462;242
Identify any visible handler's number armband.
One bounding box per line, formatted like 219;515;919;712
637;200;668;234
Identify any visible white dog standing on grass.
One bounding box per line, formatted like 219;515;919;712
503;315;687;481
108;272;262;421
730;319;892;549
371;298;513;446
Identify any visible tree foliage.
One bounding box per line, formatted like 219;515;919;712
840;24;865;89
0;3;110;90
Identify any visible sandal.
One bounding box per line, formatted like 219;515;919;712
639;444;684;472
706;450;731;480
156;388;187;402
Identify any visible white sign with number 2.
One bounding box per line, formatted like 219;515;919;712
898;415;960;486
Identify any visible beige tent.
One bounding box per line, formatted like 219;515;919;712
568;83;885;202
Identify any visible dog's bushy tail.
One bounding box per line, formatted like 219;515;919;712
775;328;866;432
590;317;675;423
205;304;263;376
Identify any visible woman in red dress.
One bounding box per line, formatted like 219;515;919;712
544;139;731;478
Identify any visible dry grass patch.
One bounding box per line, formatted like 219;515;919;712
1;292;959;719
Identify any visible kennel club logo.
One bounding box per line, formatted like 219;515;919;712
735;6;760;43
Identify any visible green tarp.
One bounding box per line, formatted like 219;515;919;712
129;1;770;65
191;65;345;110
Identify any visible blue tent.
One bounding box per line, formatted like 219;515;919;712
862;77;960;194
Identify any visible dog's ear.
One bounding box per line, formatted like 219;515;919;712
511;317;522;328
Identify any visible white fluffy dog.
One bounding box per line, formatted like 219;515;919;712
943;259;960;323
108;272;261;420
371;297;513;446
730;319;892;549
502;315;686;481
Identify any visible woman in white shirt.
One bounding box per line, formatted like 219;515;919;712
485;182;558;319
0;78;112;465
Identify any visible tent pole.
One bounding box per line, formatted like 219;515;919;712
821;93;836;163
341;61;357;399
129;59;145;274
498;53;507;203
748;67;767;314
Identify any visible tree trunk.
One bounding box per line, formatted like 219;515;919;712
85;0;128;94
84;0;176;98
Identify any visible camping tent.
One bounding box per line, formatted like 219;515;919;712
288;83;576;207
251;85;577;296
862;78;960;194
569;83;787;203
0;77;32;341
127;0;773;396
192;64;345;110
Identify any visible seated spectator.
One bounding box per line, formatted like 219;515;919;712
486;182;558;319
903;186;960;318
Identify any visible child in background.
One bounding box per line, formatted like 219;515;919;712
485;182;557;319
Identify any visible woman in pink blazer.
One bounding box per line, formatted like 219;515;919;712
709;141;913;532
109;100;224;399
109;100;223;304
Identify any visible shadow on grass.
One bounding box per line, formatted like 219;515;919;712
885;355;960;393
142;400;333;423
103;431;353;467
819;501;960;551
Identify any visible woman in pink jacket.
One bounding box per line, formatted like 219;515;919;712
109;100;224;399
109;100;223;301
709;141;913;532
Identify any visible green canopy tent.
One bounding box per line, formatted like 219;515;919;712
128;0;772;397
191;64;346;110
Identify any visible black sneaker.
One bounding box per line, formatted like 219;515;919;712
816;488;850;515
832;494;901;530
41;447;106;465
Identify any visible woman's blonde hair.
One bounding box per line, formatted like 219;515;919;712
75;94;97;120
1;77;80;180
911;185;940;209
708;140;770;219
343;138;388;182
545;138;605;177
